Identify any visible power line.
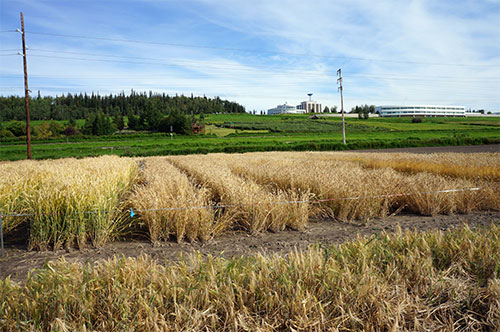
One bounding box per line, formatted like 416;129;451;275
3;70;498;85
25;30;499;68
24;54;334;78
6;53;496;84
5;48;494;82
23;48;500;83
27;48;331;74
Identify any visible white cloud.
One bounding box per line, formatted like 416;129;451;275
0;0;498;112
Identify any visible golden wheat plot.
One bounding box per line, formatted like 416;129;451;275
1;151;498;250
324;151;500;181
306;151;500;213
224;151;499;219
129;157;216;243
169;155;311;233
2;225;499;331
226;154;401;221
0;161;38;233
0;156;138;249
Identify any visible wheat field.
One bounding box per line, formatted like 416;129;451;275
1;151;499;331
0;151;498;248
1;224;499;331
0;156;138;249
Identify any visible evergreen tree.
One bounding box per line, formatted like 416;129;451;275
158;108;191;134
114;115;125;130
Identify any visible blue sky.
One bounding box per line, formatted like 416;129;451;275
1;0;499;112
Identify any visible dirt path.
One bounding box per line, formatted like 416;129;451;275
2;211;499;282
352;144;500;154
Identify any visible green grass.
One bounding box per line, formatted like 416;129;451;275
1;115;499;160
204;124;269;137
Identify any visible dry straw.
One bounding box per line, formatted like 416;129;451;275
169;154;311;233
128;157;216;243
1;224;499;331
328;151;500;181
225;151;499;220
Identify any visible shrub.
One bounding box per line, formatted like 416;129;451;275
6;121;26;136
0;129;14;138
63;125;78;136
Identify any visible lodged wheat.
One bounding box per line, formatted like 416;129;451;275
169;154;311;233
128;157;216;243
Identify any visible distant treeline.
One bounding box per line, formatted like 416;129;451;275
0;90;246;122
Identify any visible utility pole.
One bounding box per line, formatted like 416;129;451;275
19;12;31;159
337;68;346;145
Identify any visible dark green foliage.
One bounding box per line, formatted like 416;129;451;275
412;117;423;123
6;121;26;137
158;108;192;134
114;115;125;131
0;91;245;123
351;104;375;114
127;114;139;130
0;129;14;138
82;111;116;136
48;121;65;136
139;100;163;131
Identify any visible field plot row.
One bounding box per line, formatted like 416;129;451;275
0;152;499;249
0;156;138;250
326;151;500;180
2;225;499;331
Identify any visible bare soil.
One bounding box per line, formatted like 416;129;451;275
2;211;499;282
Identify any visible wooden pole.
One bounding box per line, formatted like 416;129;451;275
20;12;31;159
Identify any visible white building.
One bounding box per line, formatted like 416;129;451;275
297;100;322;113
375;105;465;117
267;103;306;115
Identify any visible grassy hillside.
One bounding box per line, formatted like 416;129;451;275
0;115;498;160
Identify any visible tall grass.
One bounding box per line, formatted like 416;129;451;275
169;155;311;233
128;157;216;243
1;224;499;331
0;156;139;249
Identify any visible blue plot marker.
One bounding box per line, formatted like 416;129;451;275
130;208;135;218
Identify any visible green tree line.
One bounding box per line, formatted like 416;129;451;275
0;90;245;122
